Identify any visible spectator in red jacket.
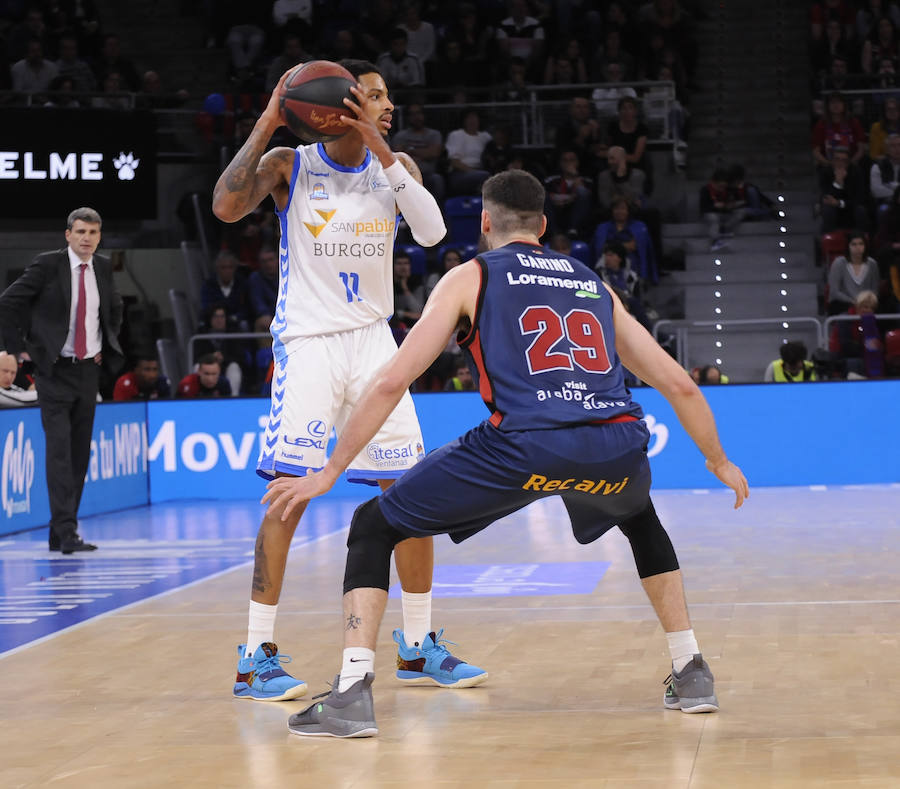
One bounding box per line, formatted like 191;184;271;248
113;355;171;401
177;354;232;398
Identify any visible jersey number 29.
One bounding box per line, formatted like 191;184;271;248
519;306;612;374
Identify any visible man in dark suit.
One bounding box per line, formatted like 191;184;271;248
0;207;124;553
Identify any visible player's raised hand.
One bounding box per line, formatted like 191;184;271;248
260;68;292;128
705;458;750;509
340;84;389;149
262;469;336;520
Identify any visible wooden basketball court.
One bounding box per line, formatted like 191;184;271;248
2;484;899;787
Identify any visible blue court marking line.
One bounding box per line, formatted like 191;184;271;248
388;562;611;598
0;526;346;660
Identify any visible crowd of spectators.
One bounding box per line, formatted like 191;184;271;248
177;0;702;106
178;0;704;390
0;5;189;108
13;4;898;390
807;1;900;380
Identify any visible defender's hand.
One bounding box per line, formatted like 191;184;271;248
261;469;337;521
705;458;750;509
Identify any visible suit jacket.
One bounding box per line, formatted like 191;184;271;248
0;248;124;377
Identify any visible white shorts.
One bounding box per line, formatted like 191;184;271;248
257;320;425;483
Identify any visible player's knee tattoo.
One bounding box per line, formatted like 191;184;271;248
346;613;362;630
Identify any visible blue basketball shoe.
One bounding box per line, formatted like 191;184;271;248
233;642;307;701
393;629;488;688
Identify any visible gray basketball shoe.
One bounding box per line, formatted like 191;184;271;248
663;654;719;713
287;673;378;738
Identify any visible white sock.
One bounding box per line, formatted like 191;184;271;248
401;590;432;648
666;628;700;673
338;647;375;692
245;600;278;658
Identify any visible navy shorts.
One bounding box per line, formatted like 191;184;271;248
379;419;652;545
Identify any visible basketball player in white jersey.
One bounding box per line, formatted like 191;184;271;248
213;60;486;701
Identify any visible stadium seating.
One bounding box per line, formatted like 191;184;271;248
168;289;196;370
443;196;483;245
398;243;427;276
569;240;591;265
820;231;848;267
156;337;183;387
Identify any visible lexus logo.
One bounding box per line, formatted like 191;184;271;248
307;420;327;438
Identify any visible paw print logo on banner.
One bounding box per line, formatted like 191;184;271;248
113;152;140;180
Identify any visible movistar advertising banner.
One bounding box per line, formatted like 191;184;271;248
146;399;368;501
0;402;148;535
145;382;900;502
3;381;899;534
145;395;500;502
632;381;900;488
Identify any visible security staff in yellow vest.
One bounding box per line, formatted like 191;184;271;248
443;360;476;391
763;340;818;382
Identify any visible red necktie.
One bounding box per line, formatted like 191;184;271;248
74;263;87;359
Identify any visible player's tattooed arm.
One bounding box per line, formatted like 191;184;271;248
213;141;294;223
395;151;424;185
213;68;293;222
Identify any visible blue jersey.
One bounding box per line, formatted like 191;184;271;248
459;241;643;431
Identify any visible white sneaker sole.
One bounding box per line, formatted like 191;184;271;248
396;671;489;688
288;726;378;738
664;698;719;713
235;682;308;702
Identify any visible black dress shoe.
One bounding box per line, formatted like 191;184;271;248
60;537;98;554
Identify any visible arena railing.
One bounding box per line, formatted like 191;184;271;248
652;317;826;381
816;86;900;130
0;89;204;161
182;315;900;380
392;80;678;147
187;332;271;372
1;80;678;159
823;312;900;336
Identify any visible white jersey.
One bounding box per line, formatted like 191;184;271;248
272;143;397;359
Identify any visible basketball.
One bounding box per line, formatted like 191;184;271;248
279;60;356;143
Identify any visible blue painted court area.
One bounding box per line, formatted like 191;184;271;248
0;496;620;656
0;499;349;656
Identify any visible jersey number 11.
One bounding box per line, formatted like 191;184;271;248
339;271;363;302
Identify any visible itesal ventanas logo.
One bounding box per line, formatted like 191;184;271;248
2;422;35;517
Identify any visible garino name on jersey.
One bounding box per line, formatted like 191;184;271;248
505;251;599;295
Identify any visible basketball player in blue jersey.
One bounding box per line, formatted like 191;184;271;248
212;60;486;702
264;169;750;737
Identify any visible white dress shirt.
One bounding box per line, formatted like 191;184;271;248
61;245;102;359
